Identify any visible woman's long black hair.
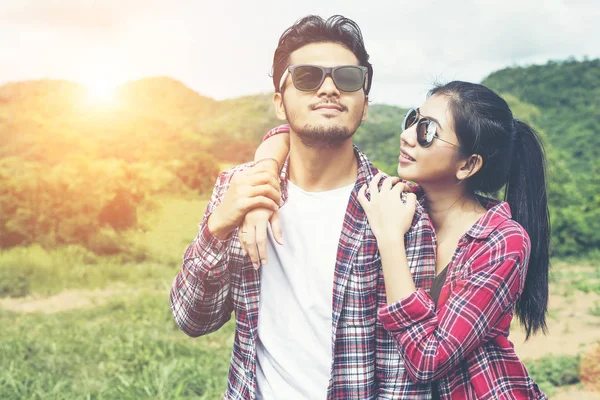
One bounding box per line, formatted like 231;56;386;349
430;81;550;339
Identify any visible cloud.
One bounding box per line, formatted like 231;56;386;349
1;0;598;107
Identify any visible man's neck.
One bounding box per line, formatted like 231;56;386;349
288;133;358;192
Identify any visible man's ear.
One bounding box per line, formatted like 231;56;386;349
456;154;483;181
361;96;369;122
273;92;287;121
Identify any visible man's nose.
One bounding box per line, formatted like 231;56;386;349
317;75;340;96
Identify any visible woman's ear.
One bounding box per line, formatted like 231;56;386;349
456;154;483;181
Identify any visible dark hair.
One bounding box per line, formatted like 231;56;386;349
272;15;373;95
429;81;550;340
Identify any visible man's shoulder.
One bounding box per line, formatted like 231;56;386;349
353;144;381;178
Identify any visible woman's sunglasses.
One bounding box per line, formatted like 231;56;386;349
279;64;368;93
402;108;460;148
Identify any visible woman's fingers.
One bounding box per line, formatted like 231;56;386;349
270;210;284;245
238;225;248;257
405;192;417;207
389;176;402;185
369;172;384;198
380;176;394;192
255;219;269;267
244;227;260;269
357;184;369;209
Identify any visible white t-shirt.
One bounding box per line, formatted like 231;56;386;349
256;180;355;400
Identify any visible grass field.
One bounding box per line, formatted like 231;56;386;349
1;196;599;399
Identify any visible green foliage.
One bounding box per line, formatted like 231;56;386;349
484;60;600;257
169;154;221;195
589;301;600;317
0;157;150;252
354;104;407;175
0;265;30;298
483;59;600;174
1;60;598;258
0;196;231;398
524;354;581;396
550;263;600;295
0;245;169;298
0;197;207;298
0;79;221;253
0;292;235;399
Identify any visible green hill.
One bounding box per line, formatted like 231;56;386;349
483;59;600;257
483;58;600;174
0;59;598;256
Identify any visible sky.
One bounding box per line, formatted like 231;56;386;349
2;0;599;107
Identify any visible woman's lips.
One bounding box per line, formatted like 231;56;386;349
399;149;416;163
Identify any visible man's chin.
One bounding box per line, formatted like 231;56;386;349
293;124;355;148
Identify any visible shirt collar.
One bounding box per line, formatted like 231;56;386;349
278;143;377;204
465;197;513;239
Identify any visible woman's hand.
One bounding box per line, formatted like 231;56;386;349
357;172;417;241
239;208;283;269
238;127;289;269
207;162;281;240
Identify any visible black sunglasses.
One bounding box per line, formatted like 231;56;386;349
402;108;459;148
279;64;368;93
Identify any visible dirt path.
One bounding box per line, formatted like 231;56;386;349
0;287;127;313
554;386;600;400
511;291;600;359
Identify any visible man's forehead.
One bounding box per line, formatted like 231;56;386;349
288;42;360;67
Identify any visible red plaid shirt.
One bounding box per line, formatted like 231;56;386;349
170;125;435;399
379;198;547;399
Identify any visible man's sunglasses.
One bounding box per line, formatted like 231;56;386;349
279;64;368;93
402;108;460;148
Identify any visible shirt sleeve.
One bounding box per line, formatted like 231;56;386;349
375;208;433;397
169;165;248;337
375;269;408;398
262;124;290;142
378;233;529;384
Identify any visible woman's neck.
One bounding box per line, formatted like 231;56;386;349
421;183;486;234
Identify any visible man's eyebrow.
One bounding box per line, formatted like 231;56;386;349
416;108;443;131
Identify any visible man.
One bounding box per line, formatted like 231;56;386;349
170;15;434;399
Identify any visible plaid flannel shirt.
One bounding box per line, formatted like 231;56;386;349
379;198;547;400
170;125;434;399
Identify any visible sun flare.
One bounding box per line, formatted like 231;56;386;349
85;80;117;103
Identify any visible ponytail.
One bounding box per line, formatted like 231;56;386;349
505;119;550;339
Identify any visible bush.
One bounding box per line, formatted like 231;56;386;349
525;354;581;392
0;265;30;298
86;228;125;256
169;154;220;195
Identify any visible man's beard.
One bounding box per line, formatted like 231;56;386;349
291;123;355;148
285;104;363;149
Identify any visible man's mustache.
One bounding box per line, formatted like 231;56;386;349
309;99;348;112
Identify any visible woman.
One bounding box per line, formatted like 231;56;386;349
248;81;549;399
355;81;549;399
